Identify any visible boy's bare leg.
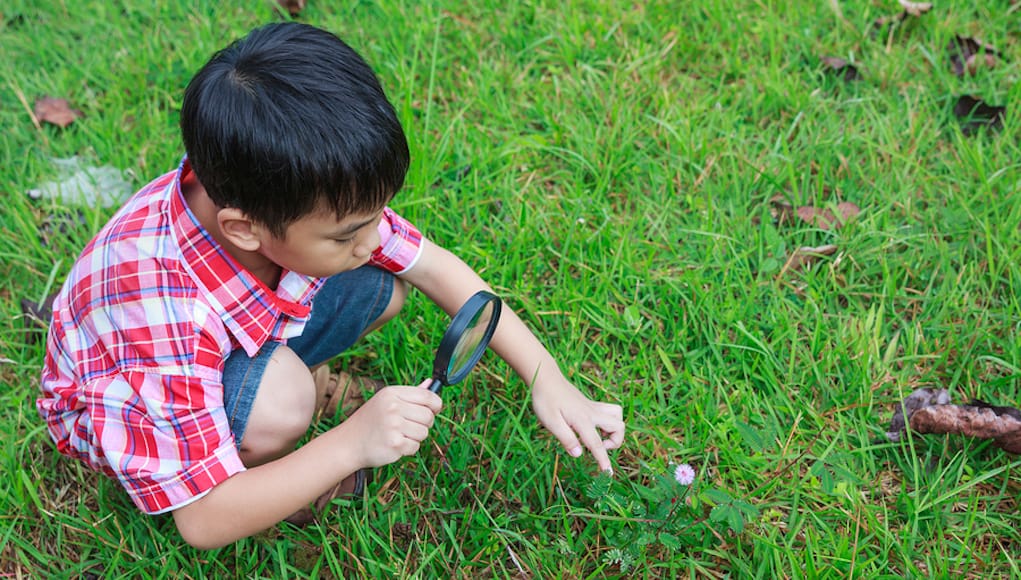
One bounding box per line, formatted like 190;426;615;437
239;345;317;467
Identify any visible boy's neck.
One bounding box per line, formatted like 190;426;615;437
180;174;284;289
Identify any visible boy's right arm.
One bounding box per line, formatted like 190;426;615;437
172;383;440;549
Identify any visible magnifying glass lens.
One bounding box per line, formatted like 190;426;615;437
429;291;502;395
447;302;494;377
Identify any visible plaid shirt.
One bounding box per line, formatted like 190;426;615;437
37;158;423;514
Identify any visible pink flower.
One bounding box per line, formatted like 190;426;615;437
673;463;695;485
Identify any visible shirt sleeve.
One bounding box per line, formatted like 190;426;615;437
85;370;246;514
369;207;424;275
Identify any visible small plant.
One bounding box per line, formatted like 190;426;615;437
584;463;759;573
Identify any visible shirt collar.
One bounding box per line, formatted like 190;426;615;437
168;157;323;356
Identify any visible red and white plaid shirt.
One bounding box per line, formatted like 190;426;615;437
37;158;423;514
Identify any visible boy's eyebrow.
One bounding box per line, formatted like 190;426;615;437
329;215;379;237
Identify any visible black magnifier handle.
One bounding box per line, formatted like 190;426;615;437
427;378;443;394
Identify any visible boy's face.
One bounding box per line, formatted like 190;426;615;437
257;206;384;278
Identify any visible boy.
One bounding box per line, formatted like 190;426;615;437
37;22;625;549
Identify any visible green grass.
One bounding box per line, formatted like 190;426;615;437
2;0;1020;577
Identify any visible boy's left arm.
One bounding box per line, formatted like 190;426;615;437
400;238;626;472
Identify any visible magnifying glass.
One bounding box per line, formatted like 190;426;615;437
427;290;502;395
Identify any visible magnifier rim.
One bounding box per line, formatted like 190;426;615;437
432;290;502;386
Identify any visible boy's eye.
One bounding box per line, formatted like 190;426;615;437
333;237;354;244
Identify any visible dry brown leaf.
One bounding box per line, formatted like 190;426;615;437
820;56;847;68
954;95;1006;134
887;387;950;440
277;0;306;16
897;0;933;17
795;202;861;230
34;96;83;128
796;206;823;225
911;404;1021;454
948;36;1000;77
965;53;997;75
837;201;861;220
887;388;1021;454
820;56;861;82
779;244;838;276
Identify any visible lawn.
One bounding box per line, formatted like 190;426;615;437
1;0;1020;577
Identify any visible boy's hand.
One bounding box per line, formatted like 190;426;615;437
530;377;625;473
339;380;441;468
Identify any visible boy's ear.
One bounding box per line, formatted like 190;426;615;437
217;207;264;252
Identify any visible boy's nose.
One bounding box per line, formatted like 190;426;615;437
353;236;378;258
358;231;381;257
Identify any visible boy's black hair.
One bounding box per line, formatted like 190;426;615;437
180;22;409;237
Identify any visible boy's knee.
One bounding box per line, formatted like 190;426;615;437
239;346;315;465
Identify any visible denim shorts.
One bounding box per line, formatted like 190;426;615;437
221;265;395;446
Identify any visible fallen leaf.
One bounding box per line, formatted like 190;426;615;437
33;96;83;128
887;387;950;441
953;95;1006;134
26;156;134;208
912;404;1021;454
837;201;861;220
795;201;861;230
887;388;1021;454
276;0;306;16
948;36;1000;77
779;244;839;276
769;194;795;226
898;0;933;17
965;53;997;76
820;56;861;82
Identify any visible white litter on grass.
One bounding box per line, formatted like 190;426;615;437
27;156;133;208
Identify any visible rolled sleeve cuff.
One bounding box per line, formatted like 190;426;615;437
371;207;424;275
129;440;246;514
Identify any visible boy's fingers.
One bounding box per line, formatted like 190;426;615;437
561;411;612;471
600;417;626;449
544;409;621;473
602;432;624;450
589;404;625;451
402;404;437;428
576;422;613;473
543;418;585;460
402;422;430;443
